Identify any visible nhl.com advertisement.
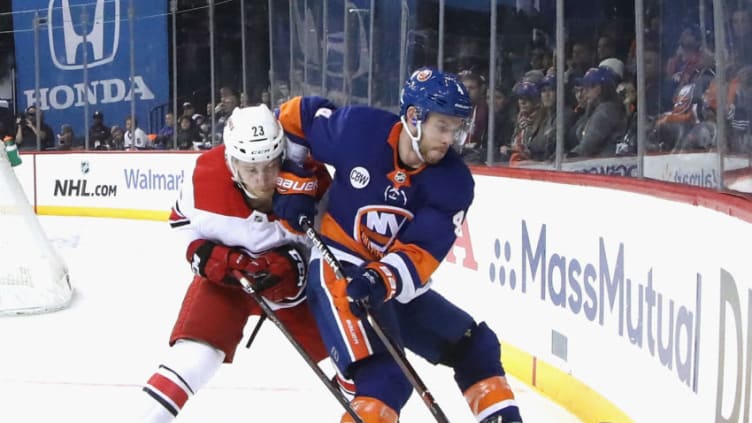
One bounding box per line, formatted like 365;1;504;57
12;0;168;137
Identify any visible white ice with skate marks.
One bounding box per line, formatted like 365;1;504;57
0;216;581;422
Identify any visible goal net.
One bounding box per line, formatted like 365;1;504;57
0;143;72;315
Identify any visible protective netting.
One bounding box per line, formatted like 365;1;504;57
0;145;72;315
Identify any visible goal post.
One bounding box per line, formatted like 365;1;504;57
0;143;72;315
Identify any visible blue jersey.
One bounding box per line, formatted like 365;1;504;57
278;96;474;302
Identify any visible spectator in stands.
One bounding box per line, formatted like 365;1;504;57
261;90;272;108
492;86;516;161
653;84;702;152
501;80;544;163
570;77;587;123
728;65;752;153
458;70;489;164
181;102;195;122
275;82;291;106
665;25;713;93
566;40;594;83
89;110;111;150
123;115;150;150
528;47;553;75
565;40;594;106
56;124;74;151
614;79;639;156
568;67;625;157
208;87;240;144
678;93;717;152
643;48;674;116
526;74;576;161
193;113;212;148
154;112;175;150
176;115;202;150
599;57;624;84
15;106;54;151
596;35;618;63
521;69;545;85
240;92;250;108
730;8;752;69
110;126;125;150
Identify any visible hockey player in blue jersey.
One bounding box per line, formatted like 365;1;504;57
274;68;523;423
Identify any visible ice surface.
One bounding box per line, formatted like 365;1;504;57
0;216;581;422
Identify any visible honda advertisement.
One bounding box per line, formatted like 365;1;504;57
12;0;168;142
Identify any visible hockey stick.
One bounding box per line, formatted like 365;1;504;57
245;314;266;348
299;217;450;423
230;269;363;423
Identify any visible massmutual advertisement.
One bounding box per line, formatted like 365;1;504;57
12;0;168;141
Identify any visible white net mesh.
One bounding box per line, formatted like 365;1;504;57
0;144;72;315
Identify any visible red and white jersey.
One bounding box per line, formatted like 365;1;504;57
169;145;311;263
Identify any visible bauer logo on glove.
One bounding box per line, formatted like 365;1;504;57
276;176;317;195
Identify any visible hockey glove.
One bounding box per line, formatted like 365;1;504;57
273;160;318;233
187;239;259;285
243;245;308;304
345;262;399;317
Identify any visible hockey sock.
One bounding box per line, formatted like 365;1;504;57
140;339;225;422
464;376;522;423
340;397;398;423
333;366;356;399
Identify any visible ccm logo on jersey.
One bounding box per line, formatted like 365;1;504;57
276;177;318;195
287;248;307;287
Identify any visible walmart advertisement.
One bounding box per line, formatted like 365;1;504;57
12;0;168;141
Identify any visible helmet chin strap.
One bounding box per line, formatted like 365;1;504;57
226;156;259;199
400;115;426;163
235;180;258;199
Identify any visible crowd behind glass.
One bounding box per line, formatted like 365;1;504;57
2;0;751;188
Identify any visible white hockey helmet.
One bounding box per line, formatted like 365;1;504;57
223;104;286;197
224;104;286;163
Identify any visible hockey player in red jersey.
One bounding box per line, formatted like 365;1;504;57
137;104;338;422
273;68;523;423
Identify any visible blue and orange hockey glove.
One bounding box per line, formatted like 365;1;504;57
345;262;399;317
273;160;318;232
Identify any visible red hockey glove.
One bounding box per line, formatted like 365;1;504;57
243;245;308;304
274;160;318;233
187;239;259;285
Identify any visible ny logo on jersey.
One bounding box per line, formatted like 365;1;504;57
355;206;414;256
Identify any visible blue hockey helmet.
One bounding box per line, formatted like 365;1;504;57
399;68;473;120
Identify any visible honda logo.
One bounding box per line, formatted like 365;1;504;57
47;0;120;70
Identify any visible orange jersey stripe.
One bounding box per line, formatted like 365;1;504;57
321;214;440;286
389;239;440;284
321;261;372;360
320;213;375;260
277;96;305;139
